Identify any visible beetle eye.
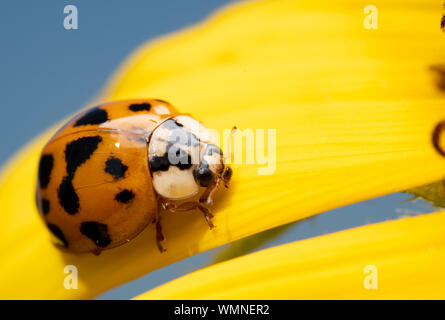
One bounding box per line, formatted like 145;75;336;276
193;161;215;187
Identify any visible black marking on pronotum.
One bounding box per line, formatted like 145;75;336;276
149;144;193;173
105;157;128;180
80;221;112;247
204;144;223;156
58;176;80;215
129;102;151;112
115;189;135;203
47;223;68;247
41;198;50;215
65;136;102;175
169;145;193;170
432;121;445;157
74;107;108;127
38;154;54;189
149;153;171;172
163;119;183;129
162;119;200;147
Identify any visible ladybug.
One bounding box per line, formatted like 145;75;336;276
35;99;232;254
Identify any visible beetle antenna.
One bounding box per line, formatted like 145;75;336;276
223;126;237;165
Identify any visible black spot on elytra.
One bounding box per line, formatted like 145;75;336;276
432;121;445;157
441;15;445;30
41;198;50;215
115;189;135;203
149;144;193;173
105;157;128;180
58;176;79;215
74;107;108;127
80;222;111;247
65;136;102;175
38;154;54;189
47;223;68;247
58;136;101;215
129;102;151;112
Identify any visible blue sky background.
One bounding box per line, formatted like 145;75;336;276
0;0;236;165
0;0;435;299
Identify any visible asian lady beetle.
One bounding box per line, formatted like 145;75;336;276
35;99;232;254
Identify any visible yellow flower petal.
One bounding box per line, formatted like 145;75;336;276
105;0;445;103
0;0;444;299
136;211;445;299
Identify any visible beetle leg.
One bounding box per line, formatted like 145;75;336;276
199;164;232;205
162;199;215;229
199;177;221;205
92;249;102;256
221;166;233;188
197;205;214;229
153;207;165;253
